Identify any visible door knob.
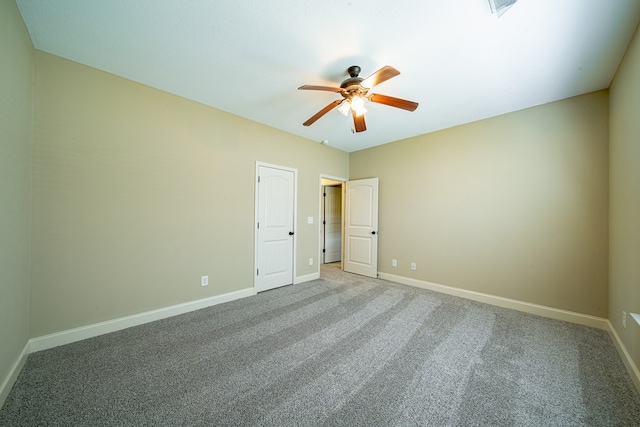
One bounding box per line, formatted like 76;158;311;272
371;231;376;235
289;231;294;236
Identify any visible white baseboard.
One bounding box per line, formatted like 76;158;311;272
0;340;30;409
30;287;256;353
295;272;320;284
378;272;608;330
606;321;640;393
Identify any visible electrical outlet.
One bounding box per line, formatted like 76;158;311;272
410;262;416;271
623;311;627;328
201;276;209;287
309;258;314;266
392;259;397;267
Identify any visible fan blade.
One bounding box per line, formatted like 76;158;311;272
352;110;367;133
360;66;400;88
298;85;343;92
368;93;419;111
303;100;343;126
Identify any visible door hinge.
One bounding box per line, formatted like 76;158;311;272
322;249;326;253
258;176;261;183
257;222;259;229
323;192;326;197
257;268;259;275
323;220;326;225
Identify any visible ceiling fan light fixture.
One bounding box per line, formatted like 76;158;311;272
338;100;351;116
351;96;367;116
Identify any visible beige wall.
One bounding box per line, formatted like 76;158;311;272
30;52;348;337
610;23;640;369
351;91;609;317
0;0;33;396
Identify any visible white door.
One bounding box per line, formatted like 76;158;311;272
256;165;295;292
323;186;342;263
344;178;379;278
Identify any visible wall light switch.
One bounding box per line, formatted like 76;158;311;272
307;216;314;224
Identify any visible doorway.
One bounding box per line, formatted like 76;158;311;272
319;176;379;279
321;181;343;264
320;177;345;273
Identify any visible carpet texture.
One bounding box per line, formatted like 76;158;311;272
1;264;639;426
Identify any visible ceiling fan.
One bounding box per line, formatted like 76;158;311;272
298;65;419;133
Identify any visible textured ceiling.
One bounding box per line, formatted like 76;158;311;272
16;0;640;152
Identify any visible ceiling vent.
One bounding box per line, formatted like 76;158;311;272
488;0;518;17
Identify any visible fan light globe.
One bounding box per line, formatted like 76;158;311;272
351;96;367;116
338;101;351;116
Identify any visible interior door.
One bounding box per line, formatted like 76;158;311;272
344;178;379;278
323;185;342;263
256;165;295;292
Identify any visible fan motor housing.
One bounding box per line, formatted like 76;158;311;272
340;77;364;89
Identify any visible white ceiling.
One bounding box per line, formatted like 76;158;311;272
16;0;640;153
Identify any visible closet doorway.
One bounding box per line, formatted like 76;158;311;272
320;177;344;266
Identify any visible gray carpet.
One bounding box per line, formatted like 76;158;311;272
1;264;639;426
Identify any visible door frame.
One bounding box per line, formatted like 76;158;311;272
318;174;347;272
254;161;298;290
